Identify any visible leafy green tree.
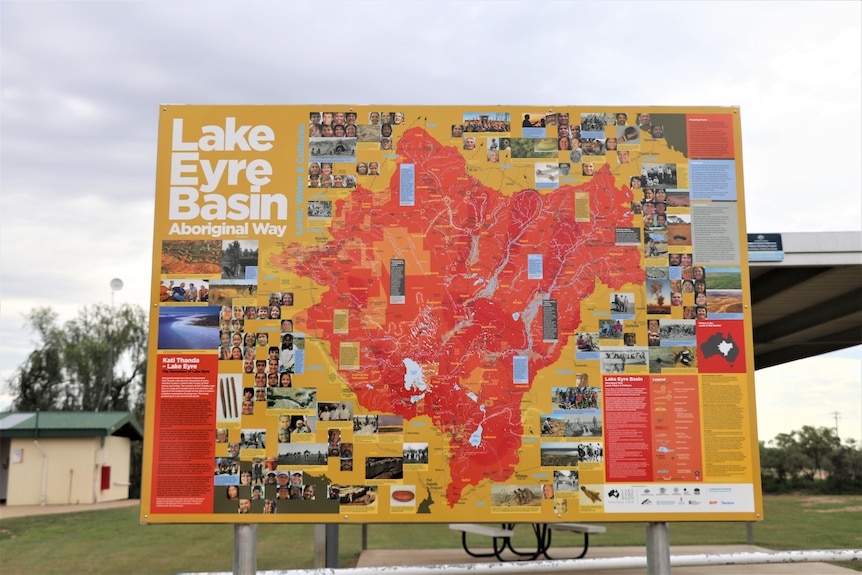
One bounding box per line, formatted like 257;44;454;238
827;438;862;492
10;308;65;411
795;425;840;480
761;433;810;484
8;304;148;413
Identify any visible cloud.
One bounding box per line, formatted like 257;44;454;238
755;349;862;443
1;1;860;434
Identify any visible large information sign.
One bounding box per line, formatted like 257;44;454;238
141;106;762;523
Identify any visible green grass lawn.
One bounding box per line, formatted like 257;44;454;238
1;495;859;574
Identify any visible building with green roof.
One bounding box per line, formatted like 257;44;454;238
0;411;142;506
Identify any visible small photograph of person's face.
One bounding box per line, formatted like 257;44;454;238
616;113;628;125
683;306;696;319
238;499;251;513
226;485;239;500
368;162;379;175
220;332;230;347
623;332;636;346
241;471;252;485
345;112;357;125
255;387;267;402
257;333;269;347
696;306;708;319
333;125;346;137
334;112;345;125
380;137;392;150
681;253;693;267
582;163;595;176
487;150;499;163
695;293;707;307
216;428;228;443
357;163;368;175
345;124;357;137
267;373;278;387
393;111;404;124
639;113;652;126
231;346;243;360
671;292;683;307
321;112;333;125
241;399;254;415
254;372;266;387
605;137;618;150
381;123;392;137
229;443;240;458
268;359;279;374
648;332;661;346
617;150;629;163
651;125;664;138
451;124;464;137
369;111;380;124
309;112;320;125
381;112;392;124
320;124;334;137
668;253;682;266
257;306;269;320
463;137;476;150
280;372;292;387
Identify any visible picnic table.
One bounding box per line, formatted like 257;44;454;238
450;522;607;561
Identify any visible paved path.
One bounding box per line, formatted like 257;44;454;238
358;546;859;574
0;499;139;520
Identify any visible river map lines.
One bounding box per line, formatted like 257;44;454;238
271;128;643;506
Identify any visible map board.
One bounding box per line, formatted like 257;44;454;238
140;105;763;523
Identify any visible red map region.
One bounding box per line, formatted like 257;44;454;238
271;128;643;505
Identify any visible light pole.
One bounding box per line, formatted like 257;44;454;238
98;278;124;412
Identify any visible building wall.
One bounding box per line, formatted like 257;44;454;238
5;436;131;506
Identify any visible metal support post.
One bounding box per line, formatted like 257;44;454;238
314;524;327;568
646;522;671;575
233;523;257;575
326;524;340;567
746;521;754;545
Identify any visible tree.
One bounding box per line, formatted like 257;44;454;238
827;438;862;492
8;304;149;413
761;433;810;485
795;425;841;480
10;308;65;411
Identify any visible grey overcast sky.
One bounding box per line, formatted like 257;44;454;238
1;0;860;441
